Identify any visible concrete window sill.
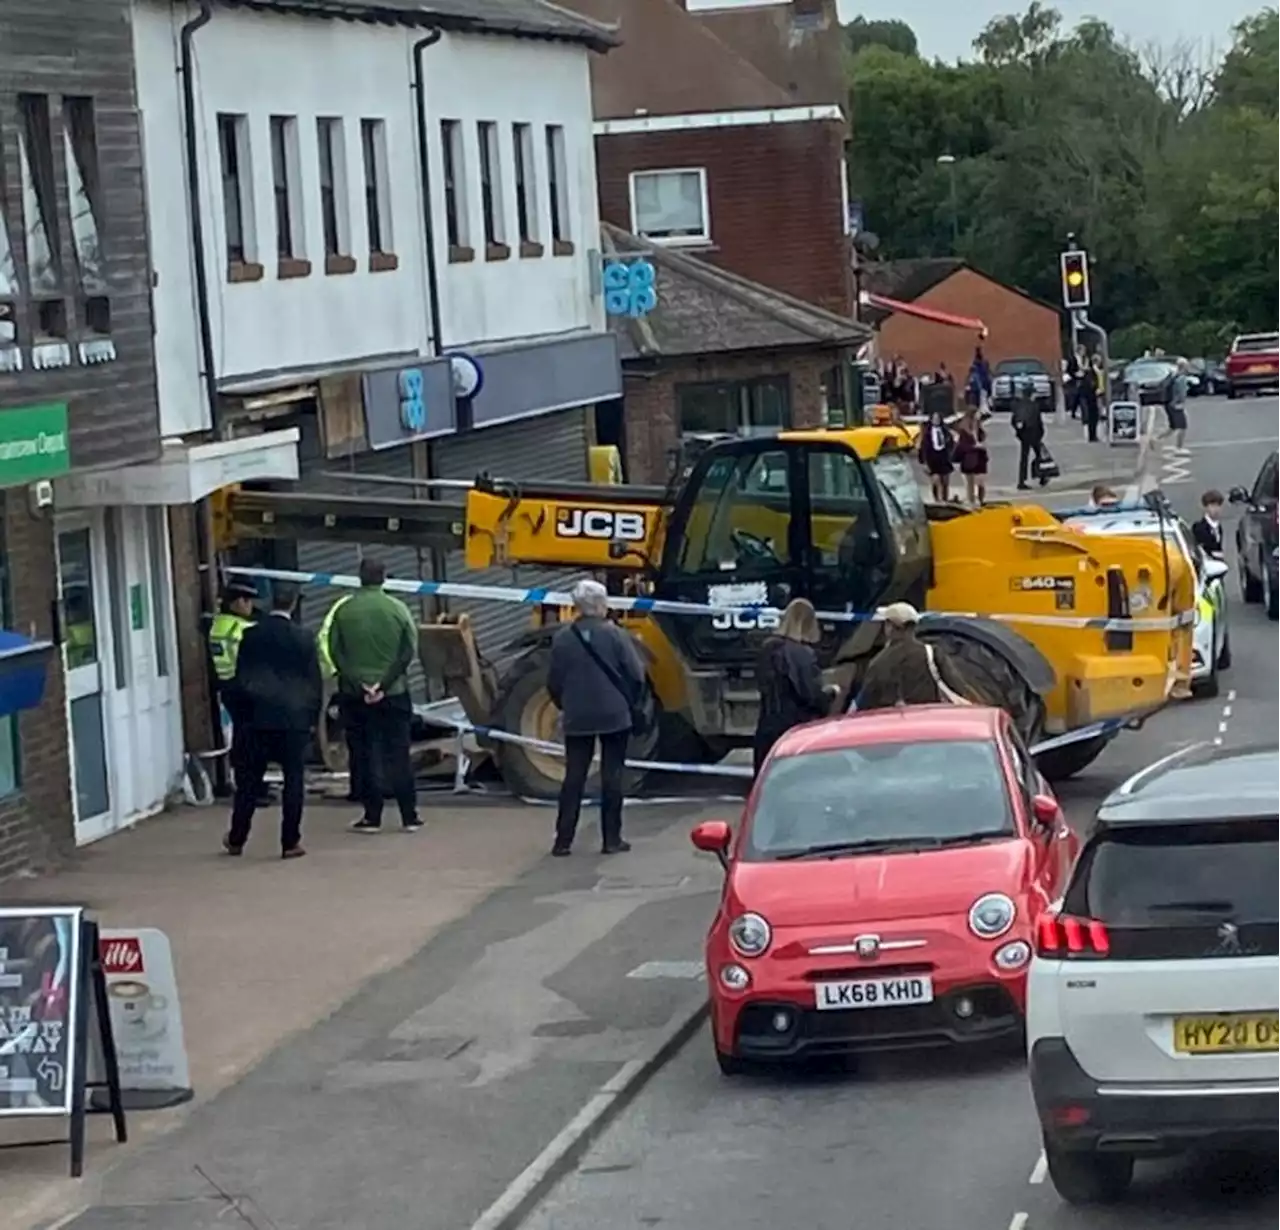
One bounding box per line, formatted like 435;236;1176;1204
552;239;575;258
228;260;265;284
448;245;476;264
325;254;357;276
485;242;512;263
519;240;544;259
369;252;400;273
277;258;312;280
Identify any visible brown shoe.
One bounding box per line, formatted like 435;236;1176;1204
281;846;306;860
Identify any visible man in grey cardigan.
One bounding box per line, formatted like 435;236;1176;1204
547;579;646;857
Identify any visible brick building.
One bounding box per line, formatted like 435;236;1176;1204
0;0;163;873
573;0;853;316
862;259;1065;388
603;226;868;485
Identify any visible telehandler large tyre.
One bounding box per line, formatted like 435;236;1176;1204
916;626;1046;747
1033;734;1110;783
491;645;658;800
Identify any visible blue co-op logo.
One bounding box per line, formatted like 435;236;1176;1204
397;368;426;432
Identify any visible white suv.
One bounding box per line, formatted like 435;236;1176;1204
1026;743;1279;1205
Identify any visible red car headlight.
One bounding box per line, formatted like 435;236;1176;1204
968;893;1016;939
728;913;772;958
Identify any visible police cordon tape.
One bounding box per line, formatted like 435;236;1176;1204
413;698;1129;780
225;566;1193;633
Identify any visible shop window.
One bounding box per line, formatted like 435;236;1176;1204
17;93;61;294
676;377;791;439
0;506;20;797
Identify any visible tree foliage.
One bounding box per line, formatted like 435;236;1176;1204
844;6;1279;354
844;16;918;59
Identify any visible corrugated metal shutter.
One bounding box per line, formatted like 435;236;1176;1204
431;409;589;661
294;419;436;698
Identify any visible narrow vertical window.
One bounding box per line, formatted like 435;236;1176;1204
317;117;351;271
62;97;106;290
217;113;259;278
361;118;395;268
17;94;61;293
440;119;470;258
545;124;571;253
0;133;20;372
477;120;506;255
270;115;307;274
512;122;540;254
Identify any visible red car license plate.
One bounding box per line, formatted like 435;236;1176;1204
814;975;934;1010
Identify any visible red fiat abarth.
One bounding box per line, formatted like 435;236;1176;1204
691;706;1080;1074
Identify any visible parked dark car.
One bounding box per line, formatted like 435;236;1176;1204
1231;450;1279;620
1197;358;1230;396
1121;358;1177;405
991;357;1054;413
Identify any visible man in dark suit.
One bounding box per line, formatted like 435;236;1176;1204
223;582;322;860
1191;489;1226;557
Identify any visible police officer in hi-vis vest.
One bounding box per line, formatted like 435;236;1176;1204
209;581;269;799
317;592;364;803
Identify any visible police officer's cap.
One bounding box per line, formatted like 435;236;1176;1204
223;581;258;601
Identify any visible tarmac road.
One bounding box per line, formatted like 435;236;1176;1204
520;398;1280;1230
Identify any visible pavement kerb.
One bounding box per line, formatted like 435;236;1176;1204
466;995;711;1230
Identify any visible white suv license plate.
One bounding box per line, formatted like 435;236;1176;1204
815;975;935;1011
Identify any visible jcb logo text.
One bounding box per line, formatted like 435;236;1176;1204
710;609;781;631
555;509;647;542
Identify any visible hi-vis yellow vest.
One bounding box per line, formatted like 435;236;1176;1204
208;613;253;681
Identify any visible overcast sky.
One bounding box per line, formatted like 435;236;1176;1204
833;0;1258;62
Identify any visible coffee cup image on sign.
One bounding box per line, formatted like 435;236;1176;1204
108;979;168;1037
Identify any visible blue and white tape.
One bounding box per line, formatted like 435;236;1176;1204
418;706;1126;781
225;566;1193;633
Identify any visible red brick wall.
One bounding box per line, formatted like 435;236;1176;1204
0;494;74;879
596;119;853;317
622;349;838;485
877;269;1064;387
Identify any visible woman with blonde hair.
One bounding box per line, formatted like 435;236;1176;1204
752;597;834;775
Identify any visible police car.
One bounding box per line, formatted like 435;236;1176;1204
1062;505;1230;698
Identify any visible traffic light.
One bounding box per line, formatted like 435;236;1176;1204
1060;249;1091;309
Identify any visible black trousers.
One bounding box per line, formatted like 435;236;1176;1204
347;695;418;827
555;731;629;850
228;727;308;851
337;695;366;800
1083;394;1100;442
1017;437;1046;486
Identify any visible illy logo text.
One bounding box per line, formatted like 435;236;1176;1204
101;937;144;975
555;508;647;542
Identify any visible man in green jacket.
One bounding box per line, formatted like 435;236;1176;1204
329;557;423;833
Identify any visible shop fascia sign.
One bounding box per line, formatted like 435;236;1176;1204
602;256;658;319
395;353;484;432
0;402;70;486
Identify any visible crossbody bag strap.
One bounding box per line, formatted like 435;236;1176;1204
925;643;971;705
572;624;635;709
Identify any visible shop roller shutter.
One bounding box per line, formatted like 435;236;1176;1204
294;421;435;698
430;409;589;662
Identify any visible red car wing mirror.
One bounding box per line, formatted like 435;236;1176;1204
691;820;732;868
1031;794;1060;829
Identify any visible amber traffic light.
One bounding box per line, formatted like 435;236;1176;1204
1060;250;1091;309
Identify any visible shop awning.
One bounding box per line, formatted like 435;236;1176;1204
860;292;988;337
0;632;53;718
54;429;301;508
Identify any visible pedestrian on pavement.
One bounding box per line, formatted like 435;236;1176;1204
208;581;272;804
317;591;363;803
850;603;976;711
967;346;992;413
1164;358;1190;454
1065;345;1085;420
1012;379;1050;490
953;405;989;506
329;557;424;834
918;408;956;501
1191;489;1226;557
547;579;647;858
223;583;321;860
752;598;834;776
1080;356;1102;443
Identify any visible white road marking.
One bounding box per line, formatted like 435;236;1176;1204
1009;1213;1030;1230
1029;1151;1048;1184
1214;689;1237;747
626;960;705;981
1185;435;1280;450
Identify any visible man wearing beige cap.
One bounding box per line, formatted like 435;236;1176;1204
851;602;975;711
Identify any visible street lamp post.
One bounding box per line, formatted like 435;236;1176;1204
937;154;958;250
